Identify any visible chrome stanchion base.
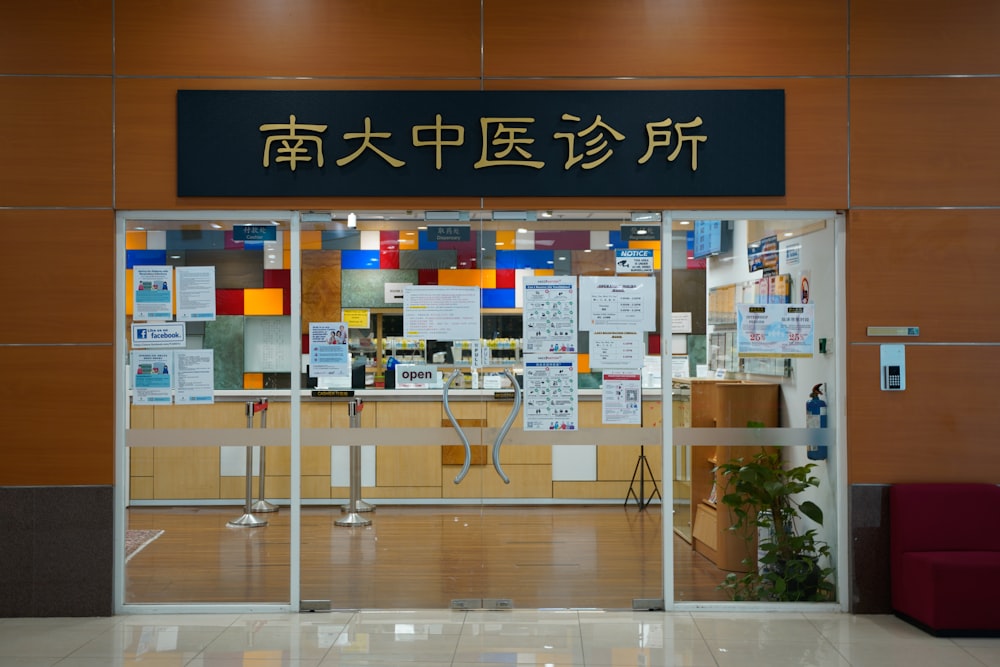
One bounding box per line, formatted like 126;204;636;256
335;512;371;527
251;499;279;513
341;499;375;512
227;512;268;528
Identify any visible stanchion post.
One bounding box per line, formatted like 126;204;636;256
228;401;268;527
340;397;375;513
251;399;278;513
336;399;372;527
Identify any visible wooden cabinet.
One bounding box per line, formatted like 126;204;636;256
685;379;780;572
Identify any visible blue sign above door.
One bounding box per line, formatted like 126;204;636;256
177;89;784;198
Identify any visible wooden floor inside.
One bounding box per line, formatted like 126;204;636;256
126;504;730;608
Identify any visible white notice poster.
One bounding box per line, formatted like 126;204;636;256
579;276;656;332
523;354;578;431
589;331;644;369
176;266;216;321
403;285;480;340
175;349;214;404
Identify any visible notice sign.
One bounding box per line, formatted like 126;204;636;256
737;304;815;358
403;285;480;341
615;248;654;274
579;276;656;332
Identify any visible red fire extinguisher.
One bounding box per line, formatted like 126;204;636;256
806;383;828;461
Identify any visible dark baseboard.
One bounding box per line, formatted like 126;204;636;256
0;485;113;617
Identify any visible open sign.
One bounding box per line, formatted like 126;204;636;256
395;365;439;388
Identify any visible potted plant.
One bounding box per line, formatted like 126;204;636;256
715;447;834;601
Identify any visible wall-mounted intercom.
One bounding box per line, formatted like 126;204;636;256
880;344;906;391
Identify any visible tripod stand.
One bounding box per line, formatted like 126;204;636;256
625;445;662;511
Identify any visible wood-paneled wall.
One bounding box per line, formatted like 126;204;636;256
2;0;999;492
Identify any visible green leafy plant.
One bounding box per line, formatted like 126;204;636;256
715;447;834;601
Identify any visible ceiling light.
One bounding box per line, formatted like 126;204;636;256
347;212;357;228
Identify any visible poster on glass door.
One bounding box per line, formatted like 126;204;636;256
174;349;215;404
175;266;216;321
132;266;173;321
578;276;656;332
523;354;578;431
308;322;351;379
131;350;173;404
523;276;577;354
602;372;642;425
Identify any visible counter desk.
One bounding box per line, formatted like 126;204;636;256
126;388;665;506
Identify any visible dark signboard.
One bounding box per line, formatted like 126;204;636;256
178;90;784;198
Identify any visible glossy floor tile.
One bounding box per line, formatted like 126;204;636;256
0;610;997;667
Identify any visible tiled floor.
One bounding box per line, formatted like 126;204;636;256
0;610;997;667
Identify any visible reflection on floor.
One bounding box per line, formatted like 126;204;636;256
126;504;731;606
2;610;995;667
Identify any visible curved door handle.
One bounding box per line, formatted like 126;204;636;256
442;369;472;484
491;369;521;485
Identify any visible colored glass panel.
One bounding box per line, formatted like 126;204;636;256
216;289;245;316
481;288;515;309
126;231;146;250
341;250;381;269
244;288;285;316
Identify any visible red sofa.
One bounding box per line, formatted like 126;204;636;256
890;483;1000;636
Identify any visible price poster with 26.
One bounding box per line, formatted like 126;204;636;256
736;304;815;358
132;266;173;321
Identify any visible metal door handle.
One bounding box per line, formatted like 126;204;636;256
442;369;472;484
491;369;521;485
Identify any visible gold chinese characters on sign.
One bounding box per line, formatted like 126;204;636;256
260;113;708;173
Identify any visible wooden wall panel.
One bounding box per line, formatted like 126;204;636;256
0;210;114;344
0;346;113;485
485;78;848;211
484;0;847;77
0;78;113;208
115;0;481;78
846;210;1000;343
847;345;1000;484
114;77;483;211
851;0;1000;75
850;78;1000;207
0;1;112;75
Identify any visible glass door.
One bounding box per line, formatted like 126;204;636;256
671;213;842;605
298;210;665;610
120;211;295;609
